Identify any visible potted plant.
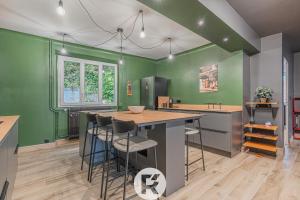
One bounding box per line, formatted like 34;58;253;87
255;86;273;103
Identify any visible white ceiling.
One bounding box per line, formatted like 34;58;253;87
0;0;210;59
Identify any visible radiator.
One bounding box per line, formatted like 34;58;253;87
68;110;80;139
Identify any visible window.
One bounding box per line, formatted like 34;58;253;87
57;56;117;107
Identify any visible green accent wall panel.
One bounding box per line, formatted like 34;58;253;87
0;29;55;146
156;45;243;105
0;29;157;146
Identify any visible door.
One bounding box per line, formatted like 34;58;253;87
283;57;289;145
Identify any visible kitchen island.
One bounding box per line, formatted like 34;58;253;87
79;110;204;196
0;116;19;200
159;104;243;157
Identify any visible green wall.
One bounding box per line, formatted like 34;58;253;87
0;29;157;146
156;44;243;105
0;29;243;147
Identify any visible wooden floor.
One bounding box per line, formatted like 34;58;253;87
12;141;300;200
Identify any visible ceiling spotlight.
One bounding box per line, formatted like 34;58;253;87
223;37;229;42
198;19;205;26
168;38;174;60
139;10;146;38
57;0;65;16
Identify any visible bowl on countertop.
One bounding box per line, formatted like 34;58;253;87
128;106;145;114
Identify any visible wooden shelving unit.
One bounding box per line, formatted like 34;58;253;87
243;102;278;156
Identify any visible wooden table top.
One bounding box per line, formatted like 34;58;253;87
0;116;19;143
94;110;204;126
159;104;243;113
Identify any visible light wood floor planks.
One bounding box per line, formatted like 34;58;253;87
12;141;300;200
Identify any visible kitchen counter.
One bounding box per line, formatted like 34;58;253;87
158;105;243;157
0;116;19;200
0;116;19;144
90;110;204;126
160;103;242;113
79;110;204;196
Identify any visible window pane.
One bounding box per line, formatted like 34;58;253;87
84;64;99;102
102;65;115;104
63;61;80;103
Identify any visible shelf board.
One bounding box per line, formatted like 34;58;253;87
244;123;278;131
246;102;278;105
244;141;277;153
244;132;278;141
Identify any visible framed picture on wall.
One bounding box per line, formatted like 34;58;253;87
199;64;218;93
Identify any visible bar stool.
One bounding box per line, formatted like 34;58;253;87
81;113;97;181
185;118;205;181
104;119;158;200
89;115;113;187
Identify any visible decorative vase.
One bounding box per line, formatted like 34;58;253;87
259;98;267;103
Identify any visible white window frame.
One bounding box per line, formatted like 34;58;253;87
57;55;118;107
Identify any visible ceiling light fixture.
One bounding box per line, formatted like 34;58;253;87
118;28;124;65
139;10;146;38
223;37;229;43
168;38;174;60
57;0;66;16
61;33;67;54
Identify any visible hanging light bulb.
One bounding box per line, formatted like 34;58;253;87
61;34;67;54
168;38;174;60
57;0;65;16
139;10;146;38
119;58;124;65
140;27;146;38
118;28;124;65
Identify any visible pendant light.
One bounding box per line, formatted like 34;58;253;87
61;34;67;54
57;0;66;16
168;38;174;60
118;28;124;65
139;10;146;38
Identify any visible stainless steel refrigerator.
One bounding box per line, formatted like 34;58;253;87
140;76;169;109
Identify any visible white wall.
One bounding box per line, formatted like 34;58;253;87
250;33;284;147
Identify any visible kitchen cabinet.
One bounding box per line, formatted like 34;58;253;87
0;117;18;200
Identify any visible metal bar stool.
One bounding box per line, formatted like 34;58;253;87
88;115;113;188
104;119;158;200
81;113;97;181
185;118;205;181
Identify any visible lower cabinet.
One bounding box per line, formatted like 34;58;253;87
0;122;18;200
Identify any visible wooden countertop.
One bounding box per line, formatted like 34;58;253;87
0;116;19;143
93;110;204;126
159;104;243;113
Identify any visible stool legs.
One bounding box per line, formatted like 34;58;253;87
104;142;112;200
81;121;89;171
186;134;189;181
199;129;205;171
88;127;95;182
100;129;109;198
197;119;205;171
89;127;98;182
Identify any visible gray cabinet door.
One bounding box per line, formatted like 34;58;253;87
6;124;18;200
201;112;232;132
201;129;231;151
0;141;8;200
